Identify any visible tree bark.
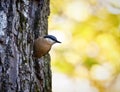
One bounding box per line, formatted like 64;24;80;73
0;0;51;92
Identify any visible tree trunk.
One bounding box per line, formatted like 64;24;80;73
0;0;51;92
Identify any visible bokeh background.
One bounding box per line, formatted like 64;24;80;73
48;0;120;92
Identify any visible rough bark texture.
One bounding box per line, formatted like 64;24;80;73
0;0;51;92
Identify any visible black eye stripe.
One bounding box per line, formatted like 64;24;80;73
44;35;57;41
44;35;61;43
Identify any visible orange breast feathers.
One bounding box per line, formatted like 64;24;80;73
33;37;52;58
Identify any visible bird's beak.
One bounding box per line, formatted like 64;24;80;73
56;40;61;43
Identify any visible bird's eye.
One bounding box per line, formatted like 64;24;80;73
45;38;55;43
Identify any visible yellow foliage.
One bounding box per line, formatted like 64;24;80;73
49;0;120;92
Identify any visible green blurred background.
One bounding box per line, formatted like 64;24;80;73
48;0;120;92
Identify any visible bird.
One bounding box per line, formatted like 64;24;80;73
33;35;61;58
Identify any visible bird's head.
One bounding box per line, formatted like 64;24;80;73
44;35;61;45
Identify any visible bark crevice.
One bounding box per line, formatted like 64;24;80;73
0;0;51;92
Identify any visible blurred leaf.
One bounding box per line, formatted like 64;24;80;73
83;57;98;69
52;60;75;75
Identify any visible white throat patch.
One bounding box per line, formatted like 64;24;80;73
45;38;56;44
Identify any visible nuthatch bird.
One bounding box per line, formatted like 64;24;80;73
33;35;61;58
